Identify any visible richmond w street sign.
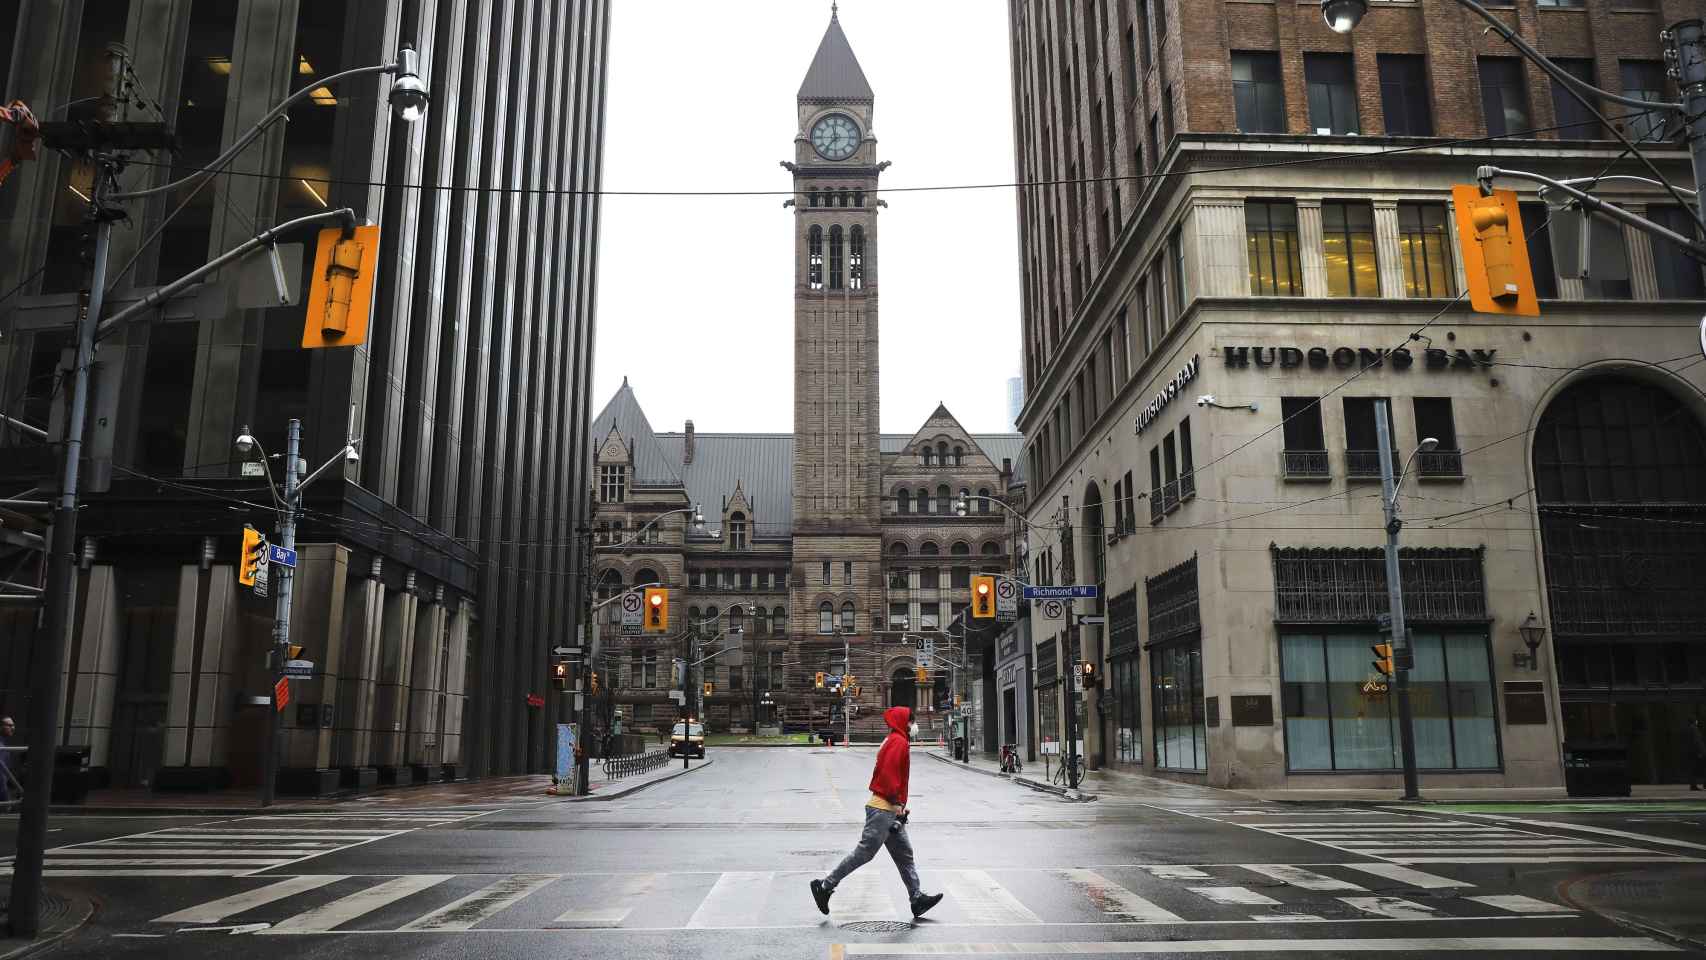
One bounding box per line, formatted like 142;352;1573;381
1022;585;1099;600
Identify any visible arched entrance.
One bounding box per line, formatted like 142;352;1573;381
890;667;916;712
1534;375;1706;783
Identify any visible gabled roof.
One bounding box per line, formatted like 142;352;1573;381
657;433;794;538
589;379;681;486
798;9;873;102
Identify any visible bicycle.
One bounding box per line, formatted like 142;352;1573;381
1051;752;1084;789
999;743;1022;775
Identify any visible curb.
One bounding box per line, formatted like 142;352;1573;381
572;758;712;802
0;889;95;960
924;751;1096;802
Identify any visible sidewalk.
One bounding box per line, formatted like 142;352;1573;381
0;886;94;959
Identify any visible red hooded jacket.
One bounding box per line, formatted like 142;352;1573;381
868;705;912;807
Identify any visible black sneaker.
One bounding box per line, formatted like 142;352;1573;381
810;879;833;915
911;892;943;918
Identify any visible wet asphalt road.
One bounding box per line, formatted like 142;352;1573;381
16;747;1706;959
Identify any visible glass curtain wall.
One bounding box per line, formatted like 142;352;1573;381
1151;640;1205;771
1111;655;1142;764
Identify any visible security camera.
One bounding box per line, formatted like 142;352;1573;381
345;445;361;465
1196;394;1215;407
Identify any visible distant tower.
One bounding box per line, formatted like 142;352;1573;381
1007;377;1024;433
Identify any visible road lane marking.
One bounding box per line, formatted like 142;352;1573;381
1340;863;1468;889
1054;869;1183;922
942;869;1042;925
1185;887;1280;907
398;874;558;931
261;875;452;933
685;871;772;928
1339;896;1438;920
1467;894;1575;914
154;875;347;924
1391;856;1684;864
1237;864;1363;891
1139;865;1209;880
1460;815;1706;854
833;937;1680;955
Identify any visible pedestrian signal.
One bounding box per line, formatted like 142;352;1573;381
703;681;714;697
972;575;995;618
644;587;669;632
815;671;826;689
589;671;600;695
552;661;570;691
1371;642;1394;678
238;526;266;587
1451;185;1539;317
303;225;382;347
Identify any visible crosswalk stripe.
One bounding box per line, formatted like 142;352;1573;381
552;906;631;926
1392;855;1684;864
1140;865;1209;880
154;875;347;924
1354;847;1640;855
40;858;292;867
1339;896;1438;920
51;848;335;857
1340;863;1469;889
261;875;453;934
1055;869;1182;922
685;871;771;929
7;869;250;877
943;869;1042;925
1324;838;1604;846
136;834;393;842
833;871;904;924
1467;894;1575;915
169;828;392;835
398;874;558;931
1185;887;1280;907
1237;864;1363;891
836;938;1681;955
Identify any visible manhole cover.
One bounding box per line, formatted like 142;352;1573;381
839;919;913;932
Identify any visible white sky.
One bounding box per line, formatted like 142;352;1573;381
592;1;1022;436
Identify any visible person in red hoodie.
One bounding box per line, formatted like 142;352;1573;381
810;705;943;919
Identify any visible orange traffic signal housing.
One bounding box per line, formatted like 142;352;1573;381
1451;185;1539;317
972;575;996;618
302;224;381;347
238;526;265;587
644;587;669;632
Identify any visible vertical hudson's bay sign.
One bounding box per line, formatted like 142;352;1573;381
1135;355;1200;434
1220;345;1496;371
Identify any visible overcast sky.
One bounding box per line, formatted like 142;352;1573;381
591;1;1022;436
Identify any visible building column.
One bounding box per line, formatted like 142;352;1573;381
279;544;349;776
334;557;385;770
1623;205;1661;300
1192;199;1250;297
63;564;121;770
1296;199;1328;298
1373;202;1406;299
1444;193;1469;296
162;556;245;777
406;585;448;769
441;599;472;766
372;574;421;769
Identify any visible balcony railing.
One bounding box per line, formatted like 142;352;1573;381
1179;472;1196;502
1149;488;1164;524
1416;448;1464;479
1345;449;1383;480
1280;449;1331;480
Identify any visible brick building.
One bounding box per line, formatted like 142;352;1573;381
588;11;1022;742
1009;0;1706;788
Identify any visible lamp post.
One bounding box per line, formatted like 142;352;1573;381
235;423;360;808
1517;611;1547;671
1375;397;1437;802
8;46;425;939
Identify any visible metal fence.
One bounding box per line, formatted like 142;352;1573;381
602;750;670;780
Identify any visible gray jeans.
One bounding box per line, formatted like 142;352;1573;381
823;805;922;900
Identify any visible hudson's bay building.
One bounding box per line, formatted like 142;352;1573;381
0;0;610;792
1008;0;1706;787
590;11;1023;742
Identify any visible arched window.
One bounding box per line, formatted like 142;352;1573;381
809;189;819;207
728;512;747;550
920;542;940;556
808;225;824;290
773;605;787;634
635;568;659;588
849;226;865;290
977;487;992;514
839;190;850;207
855;190;865;207
953;446;964;465
829;225;844;289
840;601;856;633
729;605;745;636
922;447;935;466
705;606;720;631
688;606;701;626
937;441;949;463
937;484;951;509
897;489;911;514
756;607;768;634
921;566;940;589
818;601;834;634
982;541;1002;556
597;569;622;623
889;542;909;556
951;541;971;556
917;487;931;513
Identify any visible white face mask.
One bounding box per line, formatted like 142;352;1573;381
908;721;918;738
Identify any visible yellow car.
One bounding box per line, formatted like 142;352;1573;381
668;720;706;759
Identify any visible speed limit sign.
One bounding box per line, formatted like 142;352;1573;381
1039;598;1066;620
995;578;1019;620
621;591;643;635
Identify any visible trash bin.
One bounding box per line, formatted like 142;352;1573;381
50;745;91;805
1562;740;1631;797
953;737;967;761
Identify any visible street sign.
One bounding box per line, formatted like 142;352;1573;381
1077;615;1105;626
1038;598;1067;620
552;646;583;657
1023;585;1098;600
253;557;269;599
241;462;266;478
1376;612;1393;631
996;578;1019;620
283;659;314;679
273;676;290;712
268;544;298;568
620;591;643;635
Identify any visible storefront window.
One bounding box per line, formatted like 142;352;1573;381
1112;655;1142;764
1151;640;1205;771
1280;631;1499;771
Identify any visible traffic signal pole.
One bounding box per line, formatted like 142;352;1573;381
1375;400;1422;801
259;420;302;808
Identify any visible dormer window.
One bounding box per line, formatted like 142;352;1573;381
728;511;748;550
599;464;627;503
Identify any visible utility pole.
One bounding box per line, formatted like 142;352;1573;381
1063;598;1081;794
576;523;595;796
1374;399;1422;801
843;631;851;745
259;420;302;808
1670;20;1706;233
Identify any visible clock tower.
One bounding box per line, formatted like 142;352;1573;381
787;7;885;649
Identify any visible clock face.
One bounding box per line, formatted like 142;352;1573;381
811;114;860;161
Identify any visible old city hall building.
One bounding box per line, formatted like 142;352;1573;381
589;11;1023;739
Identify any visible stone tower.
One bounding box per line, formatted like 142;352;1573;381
787;8;885;657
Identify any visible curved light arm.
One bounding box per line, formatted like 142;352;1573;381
602;504;705;549
296;441;359;495
113;60;405;202
1452;0;1680;114
235;428;284;510
1552;174;1697;199
1480;165;1706;258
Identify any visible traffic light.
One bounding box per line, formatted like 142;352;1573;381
703;681;714;697
644;587;669;632
303;225;382;347
972;575;995;618
552;661;570;691
915;666;928;683
1371;642;1394;678
238;526;266;587
815;671;826;689
1081;661;1098;688
589;671;600;695
287;644;304;661
1451;185;1539;317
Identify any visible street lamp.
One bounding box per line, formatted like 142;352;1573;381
1320;0;1366;33
1517;611;1547;670
387;45;430;123
1375;395;1437;802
